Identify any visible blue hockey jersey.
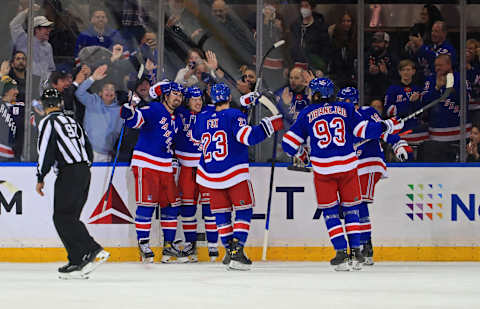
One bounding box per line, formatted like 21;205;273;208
192;107;268;189
354;106;400;176
422;72;471;142
467;66;480;111
125;101;180;172
174;105;205;167
384;83;428;144
274;86;310;126
282;101;385;175
415;41;457;79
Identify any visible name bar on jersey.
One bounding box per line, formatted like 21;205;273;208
307;105;347;123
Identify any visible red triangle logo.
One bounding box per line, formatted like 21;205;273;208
426;213;433;220
89;185;133;224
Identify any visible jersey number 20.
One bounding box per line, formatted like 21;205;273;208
313;117;346;148
201;130;228;163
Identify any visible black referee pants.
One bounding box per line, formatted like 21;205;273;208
53;163;101;265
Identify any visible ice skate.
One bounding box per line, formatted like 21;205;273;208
58;263;89;280
182;242;198;263
350;248;365;271
362;240;374;266
81;248;110;275
138;240;154;263
228;239;252;271
161;241;188;263
330;249;350;271
208;245;219;262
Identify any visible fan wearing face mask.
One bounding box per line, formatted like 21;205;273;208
289;1;330;75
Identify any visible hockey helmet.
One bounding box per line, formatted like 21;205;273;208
168;82;185;96
149;79;170;99
184;86;203;100
337;87;359;105
41;88;63;108
309;77;335;99
210;83;230;104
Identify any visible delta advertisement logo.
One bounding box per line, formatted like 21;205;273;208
88;185;133;224
406;184;479;221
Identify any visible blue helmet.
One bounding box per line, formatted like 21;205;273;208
309;77;335;99
210;83;231;104
184;86;203;100
168;82;184;95
337;87;359;105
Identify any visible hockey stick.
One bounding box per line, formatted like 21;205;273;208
102;63;145;212
354;72;454;149
262;132;278;261
254;40;286;93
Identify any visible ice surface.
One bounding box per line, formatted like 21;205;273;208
0;262;478;309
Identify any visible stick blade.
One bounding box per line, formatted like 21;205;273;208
446;72;454;88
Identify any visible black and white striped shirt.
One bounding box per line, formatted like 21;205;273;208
37;111;93;182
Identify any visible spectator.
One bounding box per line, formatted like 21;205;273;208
175;49;222;88
414;4;443;45
42;0;80;70
74;65;123;162
365;32;396;102
165;0;202;42
467;124;480;162
385;59;428;161
370;99;383;115
408;21;457;81
466;39;480;124
5;51;40;103
274;67;313;126
0;76;19;161
289;0;330;75
328;10;357;88
209;0;255;58
74;9;124;57
247;1;285;91
236;65;256;95
10;9;55;85
421;54;470;162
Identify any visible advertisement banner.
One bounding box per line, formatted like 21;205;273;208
1;166;480;250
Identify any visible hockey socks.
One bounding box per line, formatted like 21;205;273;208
160;206;179;242
323;205;348;250
343;205;361;249
358;202;372;245
135;205;155;242
202;204;219;246
215;211;233;248
233;208;252;246
179;205;197;243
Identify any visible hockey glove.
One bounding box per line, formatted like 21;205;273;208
120;103;135;120
240;91;260;109
295;145;310;165
383;117;404;135
260;114;284;137
392;139;412;162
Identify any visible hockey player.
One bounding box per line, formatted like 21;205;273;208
120;81;184;263
192;83;283;270
281;78;404;271
337;87;412;265
174;86;219;262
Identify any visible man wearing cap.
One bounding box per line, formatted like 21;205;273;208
10;8;55;84
0;76;19;161
365;31;396;102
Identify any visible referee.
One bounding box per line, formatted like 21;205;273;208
35;88;109;279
